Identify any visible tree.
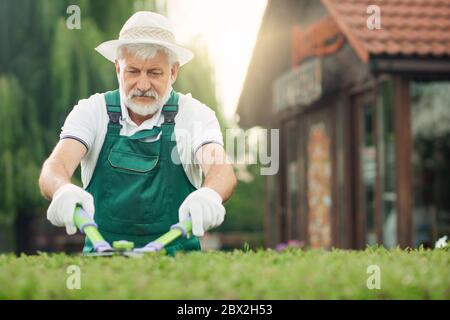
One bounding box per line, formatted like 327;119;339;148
0;0;152;253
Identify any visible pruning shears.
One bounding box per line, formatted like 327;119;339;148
73;204;193;257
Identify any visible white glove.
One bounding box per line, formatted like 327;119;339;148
178;187;225;237
47;184;95;235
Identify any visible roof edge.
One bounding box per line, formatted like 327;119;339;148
321;0;369;63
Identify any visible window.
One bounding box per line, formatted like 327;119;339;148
378;81;396;248
361;102;377;246
411;81;450;247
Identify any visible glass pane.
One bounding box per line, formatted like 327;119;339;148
411;81;450;247
362;103;376;246
378;82;396;248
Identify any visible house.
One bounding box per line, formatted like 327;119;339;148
237;0;450;249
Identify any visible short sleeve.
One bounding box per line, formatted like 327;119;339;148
191;106;224;156
59;97;98;151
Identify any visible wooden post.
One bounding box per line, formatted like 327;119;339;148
394;76;413;248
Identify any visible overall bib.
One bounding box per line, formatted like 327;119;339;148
82;89;201;255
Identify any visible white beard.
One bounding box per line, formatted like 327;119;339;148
120;81;172;117
127;98;161;116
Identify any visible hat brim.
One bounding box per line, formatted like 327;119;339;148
95;39;194;66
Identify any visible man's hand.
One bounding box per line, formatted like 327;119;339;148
178;187;225;237
40;139;89;234
47;184;95;235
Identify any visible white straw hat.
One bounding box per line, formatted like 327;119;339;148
95;11;194;66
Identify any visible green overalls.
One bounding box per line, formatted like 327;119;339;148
82;89;201;255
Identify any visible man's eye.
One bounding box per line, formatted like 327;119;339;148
128;70;138;74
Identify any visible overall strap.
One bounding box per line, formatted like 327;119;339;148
128;90;180;140
104;90;122;135
162;90;179;127
160;91;180;162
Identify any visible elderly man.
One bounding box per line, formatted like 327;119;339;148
39;11;237;255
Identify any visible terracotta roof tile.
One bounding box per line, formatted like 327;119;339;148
321;0;450;60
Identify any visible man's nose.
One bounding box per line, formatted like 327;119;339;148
136;74;152;92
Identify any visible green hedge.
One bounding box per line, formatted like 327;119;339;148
0;247;448;299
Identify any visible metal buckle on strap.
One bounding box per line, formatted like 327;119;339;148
107;112;122;124
163;111;177;124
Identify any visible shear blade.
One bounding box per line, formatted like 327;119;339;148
83;250;143;258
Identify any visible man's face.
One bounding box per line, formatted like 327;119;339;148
116;49;179;116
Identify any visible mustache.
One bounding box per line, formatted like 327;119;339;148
128;89;158;99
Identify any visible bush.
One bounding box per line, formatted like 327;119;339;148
0;247;448;299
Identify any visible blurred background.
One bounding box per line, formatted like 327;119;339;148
1;0;449;254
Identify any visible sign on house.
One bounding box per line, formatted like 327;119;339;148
273;16;346;112
273;58;322;111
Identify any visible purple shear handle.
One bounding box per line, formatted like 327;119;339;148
77;209;98;234
169;221;188;237
133;217;192;253
93;241;113;252
134;242;164;253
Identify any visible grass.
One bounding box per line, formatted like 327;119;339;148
0;247;448;299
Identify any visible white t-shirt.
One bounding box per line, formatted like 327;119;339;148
60;91;224;189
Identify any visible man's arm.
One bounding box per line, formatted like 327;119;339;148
39;139;87;200
39;138;95;235
196;143;237;202
178;142;236;236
